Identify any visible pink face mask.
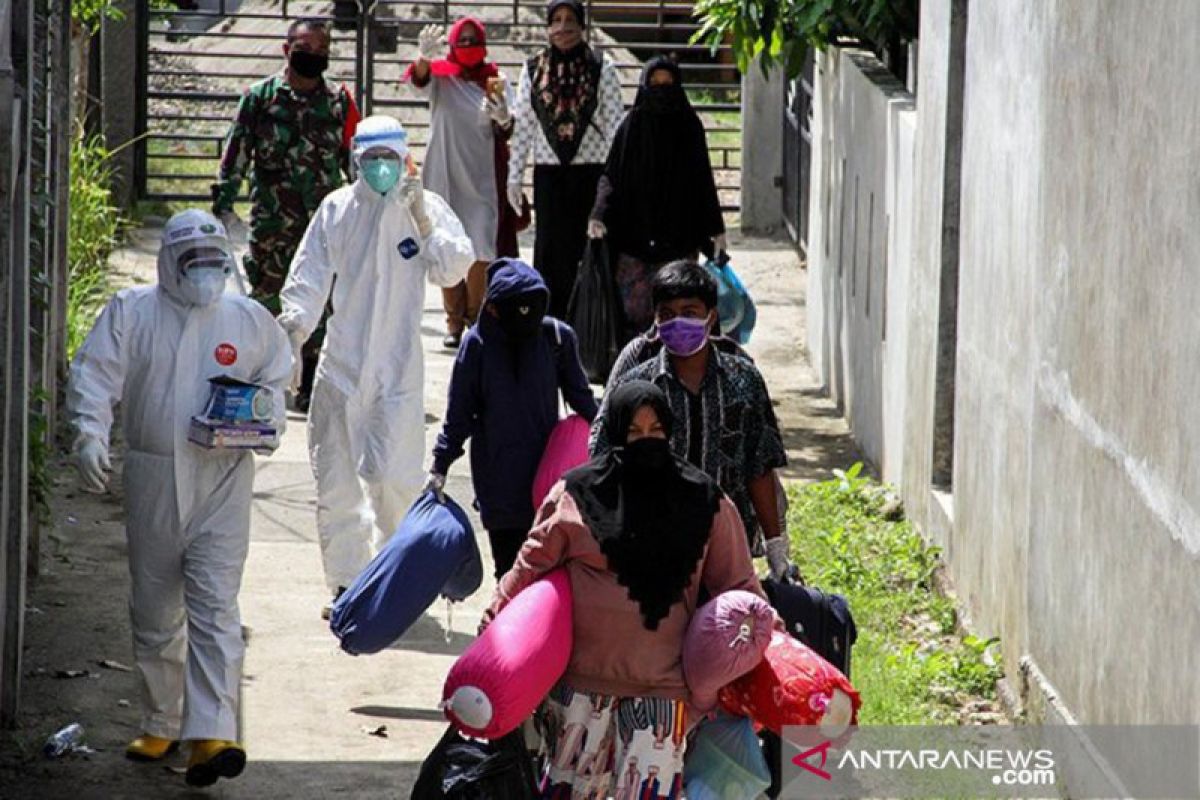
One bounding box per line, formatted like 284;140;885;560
657;316;709;356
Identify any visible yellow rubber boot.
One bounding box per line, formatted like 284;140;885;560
185;739;246;787
126;734;179;761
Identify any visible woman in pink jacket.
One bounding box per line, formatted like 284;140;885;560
484;380;764;798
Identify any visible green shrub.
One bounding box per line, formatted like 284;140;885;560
67;126;125;360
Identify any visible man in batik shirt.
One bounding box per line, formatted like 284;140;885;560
591;260;793;579
212;18;359;411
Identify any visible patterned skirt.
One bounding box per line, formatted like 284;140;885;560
534;680;691;800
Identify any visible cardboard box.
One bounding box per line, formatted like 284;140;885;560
188;415;279;450
204;375;274;424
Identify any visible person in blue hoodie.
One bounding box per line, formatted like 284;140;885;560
426;257;598;578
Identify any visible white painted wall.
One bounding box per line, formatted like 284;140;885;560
805;48;916;485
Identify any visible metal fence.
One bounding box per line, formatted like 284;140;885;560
1;0;73;727
135;0;743;211
783;50;814;252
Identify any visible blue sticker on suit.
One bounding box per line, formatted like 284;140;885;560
398;237;420;259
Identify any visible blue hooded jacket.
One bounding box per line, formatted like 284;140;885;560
432;258;598;530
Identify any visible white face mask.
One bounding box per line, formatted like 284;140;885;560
179;267;227;306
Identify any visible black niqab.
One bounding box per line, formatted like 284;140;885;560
564;381;721;630
600;57;725;263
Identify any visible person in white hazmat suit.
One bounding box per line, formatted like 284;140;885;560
278;115;473;612
67;210;292;787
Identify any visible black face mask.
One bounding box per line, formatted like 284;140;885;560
289;49;329;79
642;83;686;114
622;437;673;474
494;293;547;340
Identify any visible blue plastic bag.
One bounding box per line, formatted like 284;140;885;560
684;714;771;800
704;259;757;344
330;491;482;655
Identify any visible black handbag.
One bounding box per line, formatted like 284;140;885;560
411;725;538;800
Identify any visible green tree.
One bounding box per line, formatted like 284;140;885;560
692;0;920;79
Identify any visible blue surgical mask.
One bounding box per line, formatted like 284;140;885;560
361;158;401;195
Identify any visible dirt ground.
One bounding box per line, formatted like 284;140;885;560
0;230;863;798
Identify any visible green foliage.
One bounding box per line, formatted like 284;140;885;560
67;126;125;360
692;0;920;79
27;389;52;526
72;0;124;32
786;465;1005;724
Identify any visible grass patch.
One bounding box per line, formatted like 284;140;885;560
786;464;1005;725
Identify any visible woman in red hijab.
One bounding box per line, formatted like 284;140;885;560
407;18;527;349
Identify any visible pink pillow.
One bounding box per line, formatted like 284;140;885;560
532;415;591;509
442;569;573;738
683;590;775;712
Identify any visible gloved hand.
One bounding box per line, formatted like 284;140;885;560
713;233;729;265
506;180;523;215
417;24;443;62
76;436;112;494
764;535;792;582
423;471;446;503
483;91;511;125
217;210;248;244
399;176;433;237
587;219;607;239
287;328;305;393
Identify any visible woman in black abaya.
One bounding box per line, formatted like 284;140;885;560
589;56;728;341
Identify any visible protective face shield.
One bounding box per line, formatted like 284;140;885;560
360;152;402;195
160;210;235;307
352;115;409;187
179;247;233;306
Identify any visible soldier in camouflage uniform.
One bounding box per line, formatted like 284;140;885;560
212;18;360;411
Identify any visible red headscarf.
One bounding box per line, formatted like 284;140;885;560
405;17;498;88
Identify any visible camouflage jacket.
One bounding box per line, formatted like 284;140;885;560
212;71;360;231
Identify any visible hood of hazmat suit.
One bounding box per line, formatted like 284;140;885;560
278;115;474;591
65;209;293;741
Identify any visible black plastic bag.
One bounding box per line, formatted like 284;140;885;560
411;725;538;800
567;238;622;385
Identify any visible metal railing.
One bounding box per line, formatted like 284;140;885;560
135;0;742;210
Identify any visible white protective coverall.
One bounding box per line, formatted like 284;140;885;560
67;210;292;741
279;116;473;592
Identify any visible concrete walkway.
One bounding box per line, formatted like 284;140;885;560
0;231;861;798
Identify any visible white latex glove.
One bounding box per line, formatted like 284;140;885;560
483;91;511;125
423;472;446;503
587;219;607;239
76;436;112;494
506;180;523;215
399;176;432;237
417;24;443;62
765;535;791;582
218;210;248;244
287;329;305;393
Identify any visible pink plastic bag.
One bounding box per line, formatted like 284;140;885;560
442;569;573;739
532;415;591;509
718;630;861;737
682;590;775;713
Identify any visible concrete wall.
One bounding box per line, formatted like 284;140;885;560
955;0;1200;726
740;56;785;235
807;0;1200;733
805;48;916;483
